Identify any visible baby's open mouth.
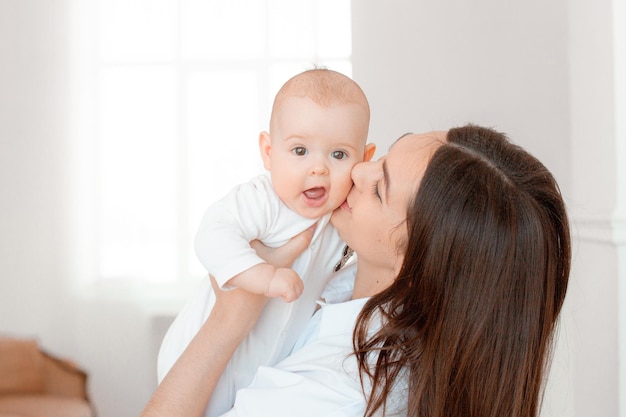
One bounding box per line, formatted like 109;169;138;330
302;187;328;208
303;187;326;200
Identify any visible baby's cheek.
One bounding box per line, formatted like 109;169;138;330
335;177;354;199
329;166;355;198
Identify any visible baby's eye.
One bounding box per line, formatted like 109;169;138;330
292;147;307;156
331;150;347;160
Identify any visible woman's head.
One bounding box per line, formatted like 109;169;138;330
331;131;445;296
350;124;570;417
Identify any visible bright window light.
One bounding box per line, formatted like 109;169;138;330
88;0;352;284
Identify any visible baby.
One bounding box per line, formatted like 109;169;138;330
157;68;374;417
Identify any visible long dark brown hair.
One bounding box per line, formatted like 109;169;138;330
354;125;570;417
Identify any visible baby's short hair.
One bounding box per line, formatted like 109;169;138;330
270;68;370;130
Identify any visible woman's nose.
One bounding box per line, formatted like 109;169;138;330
350;161;370;187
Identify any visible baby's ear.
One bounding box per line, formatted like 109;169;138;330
362;143;376;162
259;131;272;170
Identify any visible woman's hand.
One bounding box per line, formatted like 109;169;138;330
209;224;315;336
211;223;315;320
251;224;316;268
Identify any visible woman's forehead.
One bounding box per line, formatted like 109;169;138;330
381;131;444;208
388;132;445;161
390;131;446;149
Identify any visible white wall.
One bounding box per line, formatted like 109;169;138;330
351;0;570;184
0;0;71;334
352;1;624;417
0;1;622;417
0;2;161;416
566;0;625;416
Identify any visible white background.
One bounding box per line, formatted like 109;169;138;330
0;1;624;416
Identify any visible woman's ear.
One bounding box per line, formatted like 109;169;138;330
363;143;376;162
259;131;272;170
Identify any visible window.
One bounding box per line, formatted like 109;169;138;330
78;0;352;284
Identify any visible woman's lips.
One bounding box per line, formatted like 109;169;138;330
340;199;351;212
303;187;328;207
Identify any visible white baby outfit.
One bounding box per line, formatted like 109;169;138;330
157;173;347;417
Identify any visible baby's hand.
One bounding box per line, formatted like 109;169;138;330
266;268;304;302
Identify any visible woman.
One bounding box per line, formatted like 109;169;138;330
142;125;570;417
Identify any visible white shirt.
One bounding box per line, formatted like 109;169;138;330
157;173;349;417
221;296;371;417
221;283;408;417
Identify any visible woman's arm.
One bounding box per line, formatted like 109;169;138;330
140;226;315;417
142;277;266;417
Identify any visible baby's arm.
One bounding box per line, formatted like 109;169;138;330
227;263;304;303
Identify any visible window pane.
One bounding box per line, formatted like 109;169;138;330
181;0;265;60
318;0;352;58
186;69;264;276
317;60;353;78
99;0;177;62
99;67;178;282
90;0;353;284
268;0;316;58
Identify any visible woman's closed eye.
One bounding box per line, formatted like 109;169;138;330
372;182;382;202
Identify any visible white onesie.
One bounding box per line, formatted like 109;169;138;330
157;173;347;417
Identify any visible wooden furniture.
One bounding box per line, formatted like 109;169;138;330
0;337;94;417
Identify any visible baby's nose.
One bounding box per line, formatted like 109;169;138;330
309;158;329;175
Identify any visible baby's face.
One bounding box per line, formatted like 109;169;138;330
260;96;369;219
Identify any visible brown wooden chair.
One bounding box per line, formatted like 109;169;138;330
0;337;95;417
